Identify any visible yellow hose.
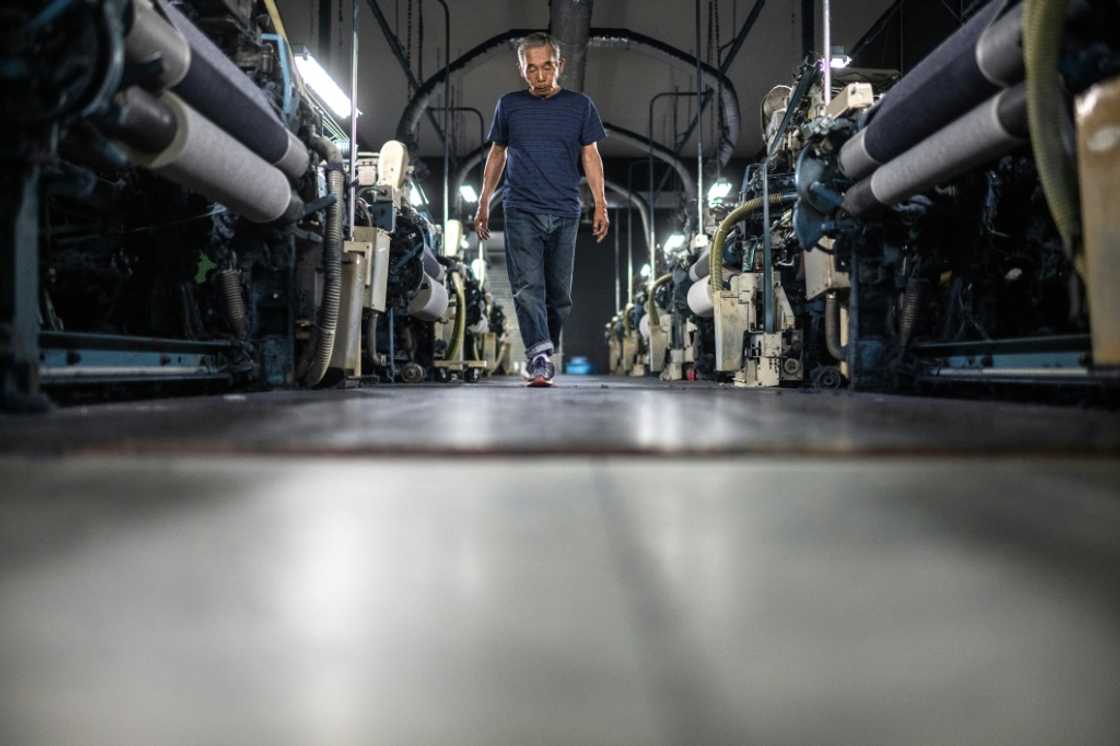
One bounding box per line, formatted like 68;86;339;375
709;193;795;294
646;273;674;328
444;272;467;361
1024;0;1080;259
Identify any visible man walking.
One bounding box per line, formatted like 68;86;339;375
474;32;609;387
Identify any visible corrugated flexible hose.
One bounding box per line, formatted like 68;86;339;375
300;136;343;386
1023;0;1080;258
709;193;798;294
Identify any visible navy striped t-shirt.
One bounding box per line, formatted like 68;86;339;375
486;89;607;217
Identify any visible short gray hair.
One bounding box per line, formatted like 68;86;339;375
517;33;561;66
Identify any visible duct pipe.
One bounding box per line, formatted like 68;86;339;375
842;84;1028;216
589;178;653;258
550;0;593;93
151;0;309;179
455;124;697;210
120;92;298;224
839;2;1023;180
646;273;674;328
396;27;740;165
300;136;344;386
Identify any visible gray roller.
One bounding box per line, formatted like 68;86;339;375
154;0;309;179
689;249;710;282
123;93;295;223
125;0;190;88
839;2;1024;181
843;84;1028;216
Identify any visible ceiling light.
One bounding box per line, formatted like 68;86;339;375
294;50;353;118
663;233;687;253
830;47;851;69
459;184;479;203
640;263;651;279
707;180;733;203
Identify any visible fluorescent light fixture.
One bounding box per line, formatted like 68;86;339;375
830;46;851;69
663;233;687;253
294;50;353;118
459;184;479;203
640;263;651;279
707;180;733;203
409;185;424;206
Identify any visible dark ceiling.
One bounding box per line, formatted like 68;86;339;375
275;0;897;161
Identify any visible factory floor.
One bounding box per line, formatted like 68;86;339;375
1;376;1119;745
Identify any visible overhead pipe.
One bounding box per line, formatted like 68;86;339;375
453;122;697;210
396;28;741;165
550;0;594;93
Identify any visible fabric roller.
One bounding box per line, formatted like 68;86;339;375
688;279;714;318
125;0;191;88
123;92;295;223
843;84;1028;216
153;0;309;179
840;2;1024;181
407;274;450;322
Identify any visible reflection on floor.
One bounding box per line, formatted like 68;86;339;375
1;378;1118;744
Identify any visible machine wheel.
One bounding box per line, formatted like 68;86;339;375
811;365;844;390
434;367;451;383
465;367;482;383
400;363;425;384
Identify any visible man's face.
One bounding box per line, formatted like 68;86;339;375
520;45;563;96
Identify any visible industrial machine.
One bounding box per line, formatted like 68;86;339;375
1;0;501;410
614;0;1120;398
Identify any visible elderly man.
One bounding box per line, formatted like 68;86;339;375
474;32;609;387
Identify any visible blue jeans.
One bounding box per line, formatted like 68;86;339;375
503;208;580;359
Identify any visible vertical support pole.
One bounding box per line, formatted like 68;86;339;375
762;157;774;333
848;245;860;388
319;0;334;69
0;165;47;411
695;0;705;233
627;206;634;305
613;208;621;311
822;0;832;105
348;0;359;238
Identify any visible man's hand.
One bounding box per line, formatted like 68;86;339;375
475;199;491;241
592;203;609;243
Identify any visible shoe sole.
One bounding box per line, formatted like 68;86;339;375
526;376;553;388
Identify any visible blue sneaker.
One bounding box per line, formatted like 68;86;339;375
524;353;555;387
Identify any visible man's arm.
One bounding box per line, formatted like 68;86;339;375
474;143;508;240
581;142;609;243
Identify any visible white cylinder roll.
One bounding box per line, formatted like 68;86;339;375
639;314;651;339
126;0;191;89
125;93;292;223
407;274;450;322
688;279;714;318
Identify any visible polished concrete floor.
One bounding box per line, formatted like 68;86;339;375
1;377;1119;744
